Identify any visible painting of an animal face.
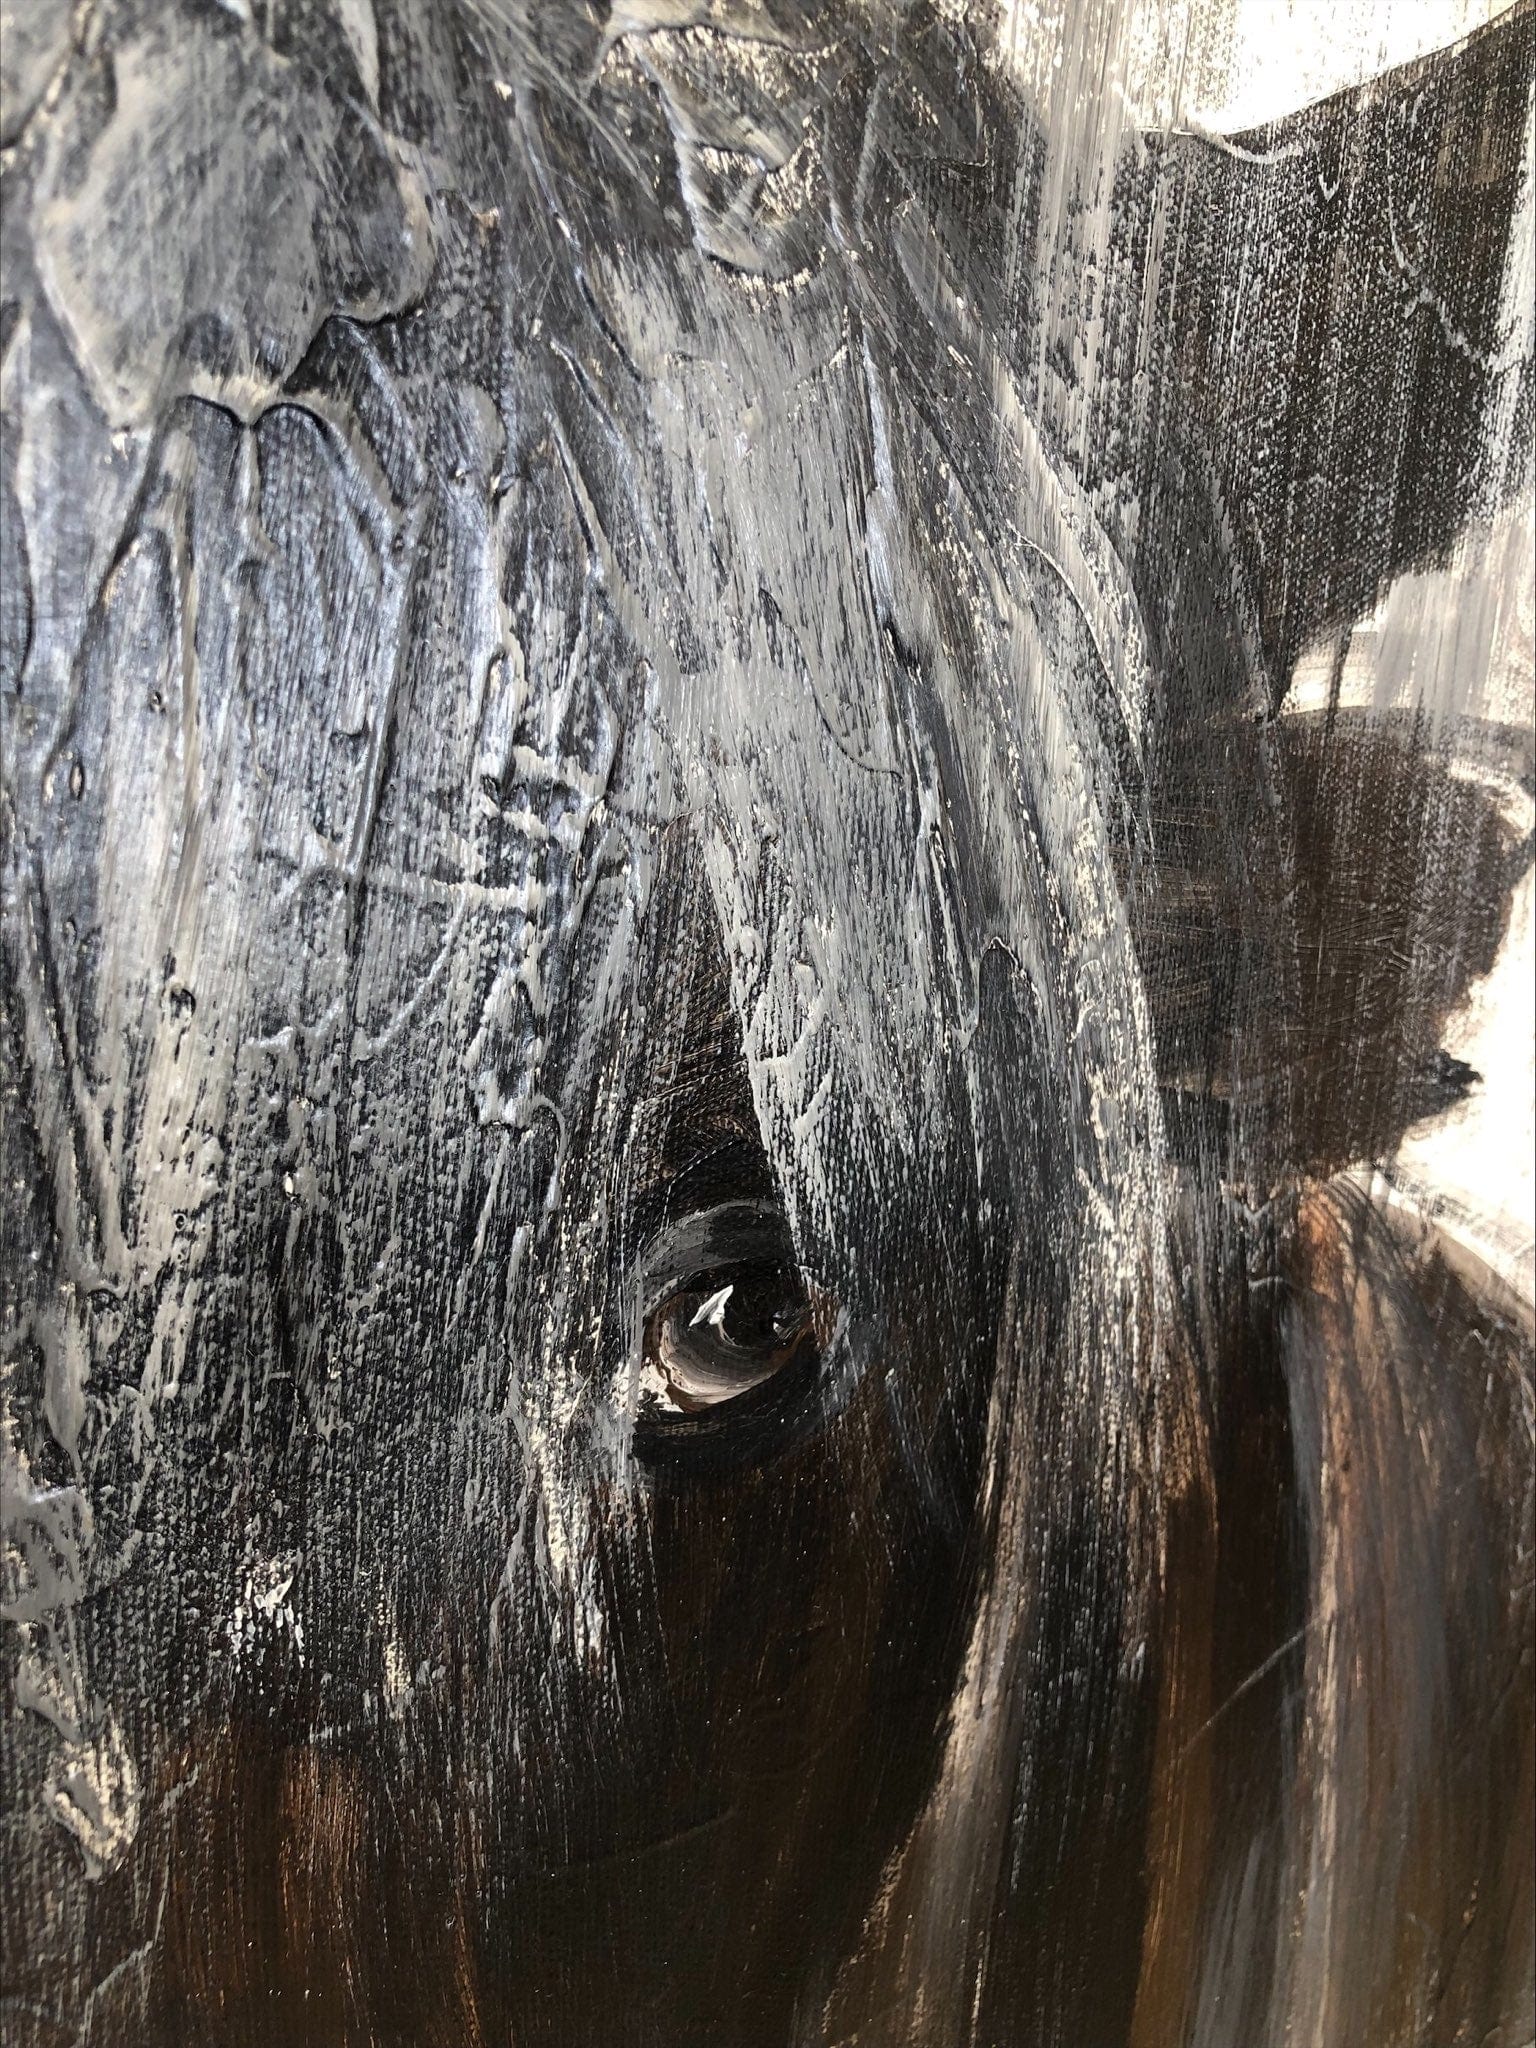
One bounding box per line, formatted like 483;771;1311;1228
2;3;1532;2044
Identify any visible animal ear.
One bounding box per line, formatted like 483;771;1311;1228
1101;11;1535;1186
832;6;1531;1190
1129;5;1533;706
879;6;1530;708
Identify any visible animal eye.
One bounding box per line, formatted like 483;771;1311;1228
629;1201;832;1464
642;1261;817;1415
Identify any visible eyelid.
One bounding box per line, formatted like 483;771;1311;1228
637;1199;799;1312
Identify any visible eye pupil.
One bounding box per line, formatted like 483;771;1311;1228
694;1268;796;1349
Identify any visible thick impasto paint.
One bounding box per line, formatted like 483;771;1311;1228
2;2;1532;2043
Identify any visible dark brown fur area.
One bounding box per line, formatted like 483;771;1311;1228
91;1187;1530;2048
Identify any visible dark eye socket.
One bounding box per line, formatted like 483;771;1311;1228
630;1201;832;1462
